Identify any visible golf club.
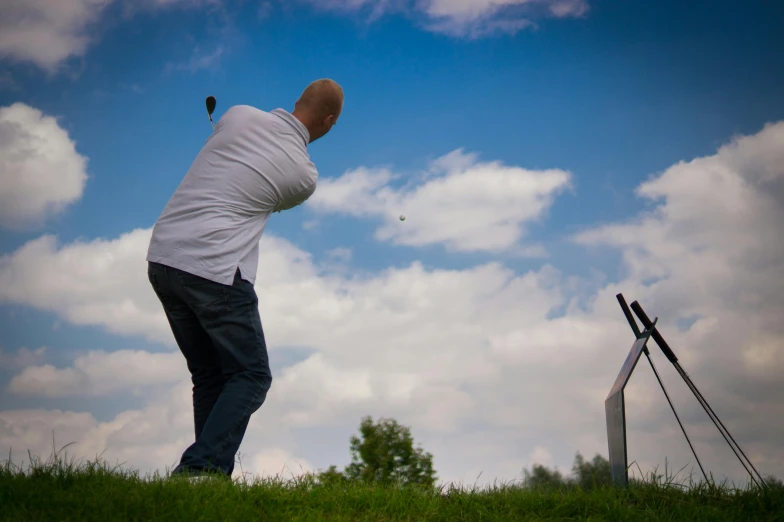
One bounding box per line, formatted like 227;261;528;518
205;96;217;130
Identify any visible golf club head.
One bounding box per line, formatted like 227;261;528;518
206;96;217;117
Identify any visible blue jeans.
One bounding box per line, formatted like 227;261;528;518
147;261;272;477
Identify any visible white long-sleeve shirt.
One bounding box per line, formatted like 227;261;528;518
146;106;317;286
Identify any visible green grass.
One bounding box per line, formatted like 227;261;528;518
2;444;782;521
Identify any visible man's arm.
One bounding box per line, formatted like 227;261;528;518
272;161;318;213
273;179;317;213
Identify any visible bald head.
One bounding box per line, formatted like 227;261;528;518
292;79;344;143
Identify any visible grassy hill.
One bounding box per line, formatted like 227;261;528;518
3;449;783;521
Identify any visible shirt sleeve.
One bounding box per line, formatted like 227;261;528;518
273;164;318;213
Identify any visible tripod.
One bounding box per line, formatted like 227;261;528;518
605;293;768;490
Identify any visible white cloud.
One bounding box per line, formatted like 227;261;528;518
0;228;169;343
423;0;588;20
0;382;319;484
0;103;89;230
527;445;553;467
0;222;603;485
301;0;589;37
546;0;589;18
0;383;199;478
0;346;47;371
308;148;572;253
0;0;225;72
0;0;111;72
164;45;225;74
573;120;784;366
248;447;315;480
0;0;586;73
143;0;220;6
570;121;784;482
8;349;187;398
1;123;784;488
326;247;352;262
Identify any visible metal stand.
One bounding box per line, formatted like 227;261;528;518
605;293;768;490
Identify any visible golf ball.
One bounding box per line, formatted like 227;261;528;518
399;215;406;221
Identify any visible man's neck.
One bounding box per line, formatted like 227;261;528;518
291;110;312;132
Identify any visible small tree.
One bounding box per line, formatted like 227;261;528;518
522;464;570;490
571;452;612;490
344;415;437;488
521;451;613;491
315;464;349;486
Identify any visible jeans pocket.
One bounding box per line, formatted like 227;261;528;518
228;277;258;307
180;274;231;314
148;270;175;309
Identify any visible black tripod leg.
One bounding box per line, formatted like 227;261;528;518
643;349;709;484
629;299;768;490
675;363;767;489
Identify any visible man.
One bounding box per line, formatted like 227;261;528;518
146;79;344;479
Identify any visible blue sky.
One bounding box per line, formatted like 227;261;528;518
1;0;783;488
4;0;783;253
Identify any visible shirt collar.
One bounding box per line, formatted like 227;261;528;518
271;108;310;146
